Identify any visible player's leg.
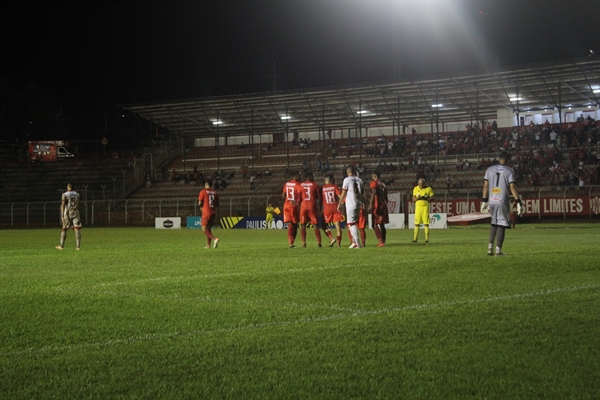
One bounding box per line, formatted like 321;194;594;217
413;208;421;243
488;225;498;255
56;229;67;250
335;221;342;247
359;209;366;246
372;213;382;244
284;206;295;247
300;209;307;246
495;226;506;255
380;223;387;244
74;228;81;250
310;212;322;246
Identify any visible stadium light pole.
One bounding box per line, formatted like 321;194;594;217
285;106;290;169
216;111;220;173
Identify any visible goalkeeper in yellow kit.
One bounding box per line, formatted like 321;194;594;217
265;204;275;229
412;178;434;243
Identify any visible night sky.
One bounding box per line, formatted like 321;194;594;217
1;0;598;134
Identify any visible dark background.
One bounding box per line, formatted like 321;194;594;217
1;0;598;144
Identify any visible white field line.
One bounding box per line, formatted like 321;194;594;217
54;260;425;291
2;284;597;358
64;289;366;313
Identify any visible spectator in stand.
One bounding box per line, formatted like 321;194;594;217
146;174;152;188
242;165;249;183
250;174;256;190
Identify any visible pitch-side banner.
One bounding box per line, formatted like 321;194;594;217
408;213;448;229
387;192;402;214
155;217;181;229
405;197;600;217
220;216;349;229
367;213;405;229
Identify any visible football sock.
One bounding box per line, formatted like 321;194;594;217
373;224;382;242
347;229;353;243
496;226;506;251
204;229;215;241
489;225;498;246
324;229;333;240
413;226;419;241
349;224;360;246
60;230;67;247
424;226;430;241
337;234;342;246
380;225;387;243
301;226;307;243
292;224;298;241
287;224;294;245
75;229;81;248
360;229;366;246
314;227;322;243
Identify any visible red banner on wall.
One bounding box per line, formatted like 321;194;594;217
406;196;600;217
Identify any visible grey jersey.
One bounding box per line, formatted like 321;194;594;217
484;164;516;205
62;190;80;217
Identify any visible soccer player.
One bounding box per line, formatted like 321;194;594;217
412;178;434;243
282;171;303;248
55;183;82;250
299;172;322;247
321;175;343;247
368;172;389;247
198;179;220;249
338;165;365;248
265;203;275;229
481;151;522;256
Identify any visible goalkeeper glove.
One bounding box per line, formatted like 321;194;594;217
515;199;523;217
480;197;489;214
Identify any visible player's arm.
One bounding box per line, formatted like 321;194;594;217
368;186;376;211
481;180;490;213
60;196;66;216
509;182;523;216
337;189;347;211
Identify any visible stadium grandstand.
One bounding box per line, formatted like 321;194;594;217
2;57;599;227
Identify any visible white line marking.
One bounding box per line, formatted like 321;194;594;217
54;260;425;291
67;289;366;313
2;284;597;358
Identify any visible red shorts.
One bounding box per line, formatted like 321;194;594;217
372;205;390;225
202;213;216;228
300;205;319;225
284;202;300;224
323;207;344;224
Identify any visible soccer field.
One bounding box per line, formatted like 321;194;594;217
1;225;599;399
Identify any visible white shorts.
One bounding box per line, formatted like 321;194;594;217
490;203;510;228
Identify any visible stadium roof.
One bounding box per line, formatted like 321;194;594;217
121;57;599;138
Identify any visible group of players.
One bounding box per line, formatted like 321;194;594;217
55;151;521;256
281;165;389;248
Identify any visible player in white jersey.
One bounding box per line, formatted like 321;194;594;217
56;183;82;250
338;165;365;248
481;151;522;256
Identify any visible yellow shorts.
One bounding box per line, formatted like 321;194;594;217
414;205;430;225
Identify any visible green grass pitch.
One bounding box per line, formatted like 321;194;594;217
1;224;599;399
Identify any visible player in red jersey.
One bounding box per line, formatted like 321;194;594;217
282;171;303;248
321;175;343;247
198;180;220;249
299;172;322;247
368;172;389;247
